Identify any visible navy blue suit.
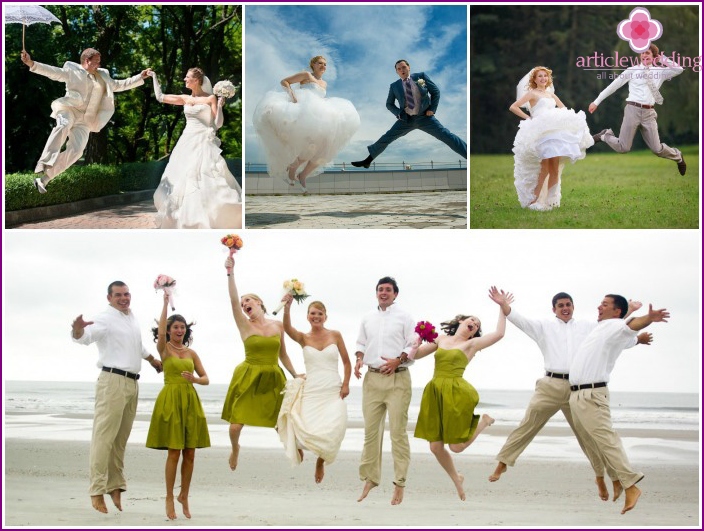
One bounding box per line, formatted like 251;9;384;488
367;72;466;159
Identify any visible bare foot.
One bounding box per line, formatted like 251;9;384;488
298;449;304;462
287;164;297;184
109;489;122;511
391;484;404;505
612;480;623;502
357;480;377;502
488;462;507;482
90;494;108;514
229;444;240;471
482;414;495;426
595;477;609;501
177;493;191;519
453;473;466;501
165;496;177;520
315;457;325;484
621;485;641;514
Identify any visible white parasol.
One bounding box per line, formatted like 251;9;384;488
4;5;61;51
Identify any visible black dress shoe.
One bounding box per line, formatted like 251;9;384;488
592;129;609;144
677;154;686;176
351;155;373;168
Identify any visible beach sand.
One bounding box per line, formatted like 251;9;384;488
3;434;700;528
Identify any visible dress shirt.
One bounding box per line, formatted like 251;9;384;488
404;78;422;116
73;305;151;373
356;304;415;369
593;57;684;106
569;319;637;386
508;310;596;373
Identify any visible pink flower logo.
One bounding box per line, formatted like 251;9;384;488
617;7;663;53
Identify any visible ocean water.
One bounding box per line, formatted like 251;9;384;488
4;381;700;463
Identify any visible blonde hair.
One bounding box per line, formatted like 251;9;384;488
307;300;327;314
528;66;553;90
309;55;326;70
241;293;267;314
187;67;205;86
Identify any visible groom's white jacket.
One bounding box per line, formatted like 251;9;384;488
30;61;144;132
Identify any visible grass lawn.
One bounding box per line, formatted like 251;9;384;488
469;146;699;229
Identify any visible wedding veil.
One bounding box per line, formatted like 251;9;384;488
202;76;213;95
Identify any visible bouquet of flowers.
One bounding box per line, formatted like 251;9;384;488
408;320;438;360
213;80;238;99
272;278;310;315
154;274;177;310
221;234;243;275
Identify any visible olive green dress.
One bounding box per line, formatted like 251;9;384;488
414;348;480;444
221;334;287;427
146;354;211;450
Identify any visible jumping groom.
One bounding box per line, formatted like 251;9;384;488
352;60;466;168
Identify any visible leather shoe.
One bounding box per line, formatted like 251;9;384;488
34;177;47;194
677;155;686;176
592;129;608;144
351;155;373;168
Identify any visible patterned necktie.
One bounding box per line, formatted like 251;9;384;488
404;78;415;109
645;67;664;105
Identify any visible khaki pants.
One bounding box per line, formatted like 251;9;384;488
89;371;139;496
496;376;616;479
359;370;412;487
603;104;682;161
36;108;91;182
569;387;644;489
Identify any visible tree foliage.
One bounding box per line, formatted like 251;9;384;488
470;5;699;153
4;5;242;173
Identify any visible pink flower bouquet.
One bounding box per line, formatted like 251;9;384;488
154;274;177;310
408;320;438;360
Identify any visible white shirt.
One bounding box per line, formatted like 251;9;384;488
508;310;597;373
569;319;637;386
355;304;415;369
83;73;106;123
593;57;684;106
73;305;152;373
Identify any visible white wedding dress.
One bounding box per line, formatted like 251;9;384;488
512;98;594;210
153;104;242;229
253;83;360;180
277;344;347;465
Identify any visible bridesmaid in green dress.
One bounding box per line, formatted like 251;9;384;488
147;293;210;520
221;256;302;472
412;286;513;501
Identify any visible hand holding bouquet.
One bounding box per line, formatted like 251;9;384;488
213;80;238;99
154;274;177;310
221;234;243;275
272;278;310;315
408;320;438;360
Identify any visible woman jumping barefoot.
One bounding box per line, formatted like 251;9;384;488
412;286;512;500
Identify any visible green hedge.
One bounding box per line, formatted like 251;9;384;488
4;160;167;211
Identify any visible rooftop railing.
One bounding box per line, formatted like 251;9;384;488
245;159;466;173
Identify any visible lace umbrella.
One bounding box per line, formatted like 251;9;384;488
4;5;61;51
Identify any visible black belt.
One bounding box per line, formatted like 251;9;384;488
102;367;140;380
570;382;606;391
546;371;569;379
368;366;407;374
627;101;654;109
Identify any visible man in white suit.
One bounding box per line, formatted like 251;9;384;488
20;48;152;193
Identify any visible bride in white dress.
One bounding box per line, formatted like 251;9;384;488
149;68;242;228
510;66;594;211
253;55;360;194
278;295;351;483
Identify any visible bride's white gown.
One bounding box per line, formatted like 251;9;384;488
512;97;594;210
153;104;242;229
253;83;360;180
277;344;347;465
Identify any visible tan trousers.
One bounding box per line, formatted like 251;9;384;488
496;376;615;479
359;370;412;487
36;108;91;183
569;387;644;489
89;371;139;496
603;104;682;161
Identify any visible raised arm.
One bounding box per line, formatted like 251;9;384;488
335;331;352;399
413;340;439;360
156;293;169;358
149;71;188;106
467;287;514;353
627;304;670;331
282;294;305;347
224;257;249;334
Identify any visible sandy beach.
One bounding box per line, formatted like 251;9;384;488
4;432;700;528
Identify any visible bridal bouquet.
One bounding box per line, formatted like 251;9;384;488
213;80;238;99
408;320;438;360
154;274;177;310
221;234;243;275
272;278;310;315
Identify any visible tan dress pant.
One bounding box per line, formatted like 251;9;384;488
89;371;139;496
359;370;412;487
36;108;91;182
603;104;682;161
569;387;644;489
496;376;616;479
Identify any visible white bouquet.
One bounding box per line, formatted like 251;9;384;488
213;80;238;99
272;278;310;315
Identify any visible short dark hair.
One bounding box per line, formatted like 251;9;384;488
80;48;101;63
107;281;127;296
552;292;573;308
395;59;410;69
605;294;628;319
376;276;399;294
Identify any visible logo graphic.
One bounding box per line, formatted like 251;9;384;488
617;7;663;53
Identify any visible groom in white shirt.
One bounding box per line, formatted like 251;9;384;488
588;43;686;175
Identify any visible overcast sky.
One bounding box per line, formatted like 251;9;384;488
244;5;468;167
3;230;699;394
